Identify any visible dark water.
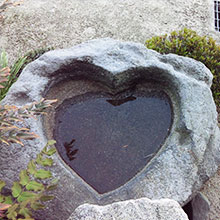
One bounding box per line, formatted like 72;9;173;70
54;91;173;194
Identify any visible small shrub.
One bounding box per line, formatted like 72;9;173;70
0;140;57;220
0;61;57;219
145;28;220;106
0;51;26;101
0;98;56;146
0;48;53;101
14;47;54;79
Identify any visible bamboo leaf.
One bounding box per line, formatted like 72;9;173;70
16;132;38;140
0;119;14;126
10;56;27;79
0;125;19;131
12;182;22;198
0;137;10;145
7;137;24;146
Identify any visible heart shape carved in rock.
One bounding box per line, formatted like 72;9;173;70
2;38;218;219
54;90;173;194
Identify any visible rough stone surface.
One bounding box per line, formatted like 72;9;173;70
0;39;220;220
68;198;189;220
191;192;210;220
201;168;220;220
0;0;219;64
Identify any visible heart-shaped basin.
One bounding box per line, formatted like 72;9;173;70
54;90;173;194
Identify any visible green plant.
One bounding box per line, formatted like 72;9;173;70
0;47;53;101
0;54;56;145
0;62;58;219
0;98;56;146
0;140;58;220
0;51;26;101
145;28;220;106
13;47;54;79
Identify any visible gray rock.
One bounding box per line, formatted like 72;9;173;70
68;198;189;220
0;39;220;220
192;193;210;220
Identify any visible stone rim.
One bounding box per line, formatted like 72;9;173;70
1;39;219;219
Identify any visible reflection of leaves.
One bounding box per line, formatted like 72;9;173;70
106;96;136;106
64;139;79;161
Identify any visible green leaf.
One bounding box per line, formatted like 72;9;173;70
51;178;59;185
34;169;52;179
19;170;30;186
36;154;43;165
40;195;54;202
45;148;56;156
10;56;27;80
7;204;18;220
26;181;44;192
41;158;53;166
18;207;32;218
46;178;58;191
0;194;4;203
12;182;22;198
0;180;5;192
27;160;36;175
17;192;37;203
0;50;8;68
30;202;45;210
36;154;53;166
7;210;17;220
46;184;57;191
4;196;13;205
47;140;56;146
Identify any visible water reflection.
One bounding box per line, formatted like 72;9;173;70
64;138;79;161
106;96;136;106
55;91;173;194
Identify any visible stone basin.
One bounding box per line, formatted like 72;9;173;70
53;89;173;194
1;39;220;220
